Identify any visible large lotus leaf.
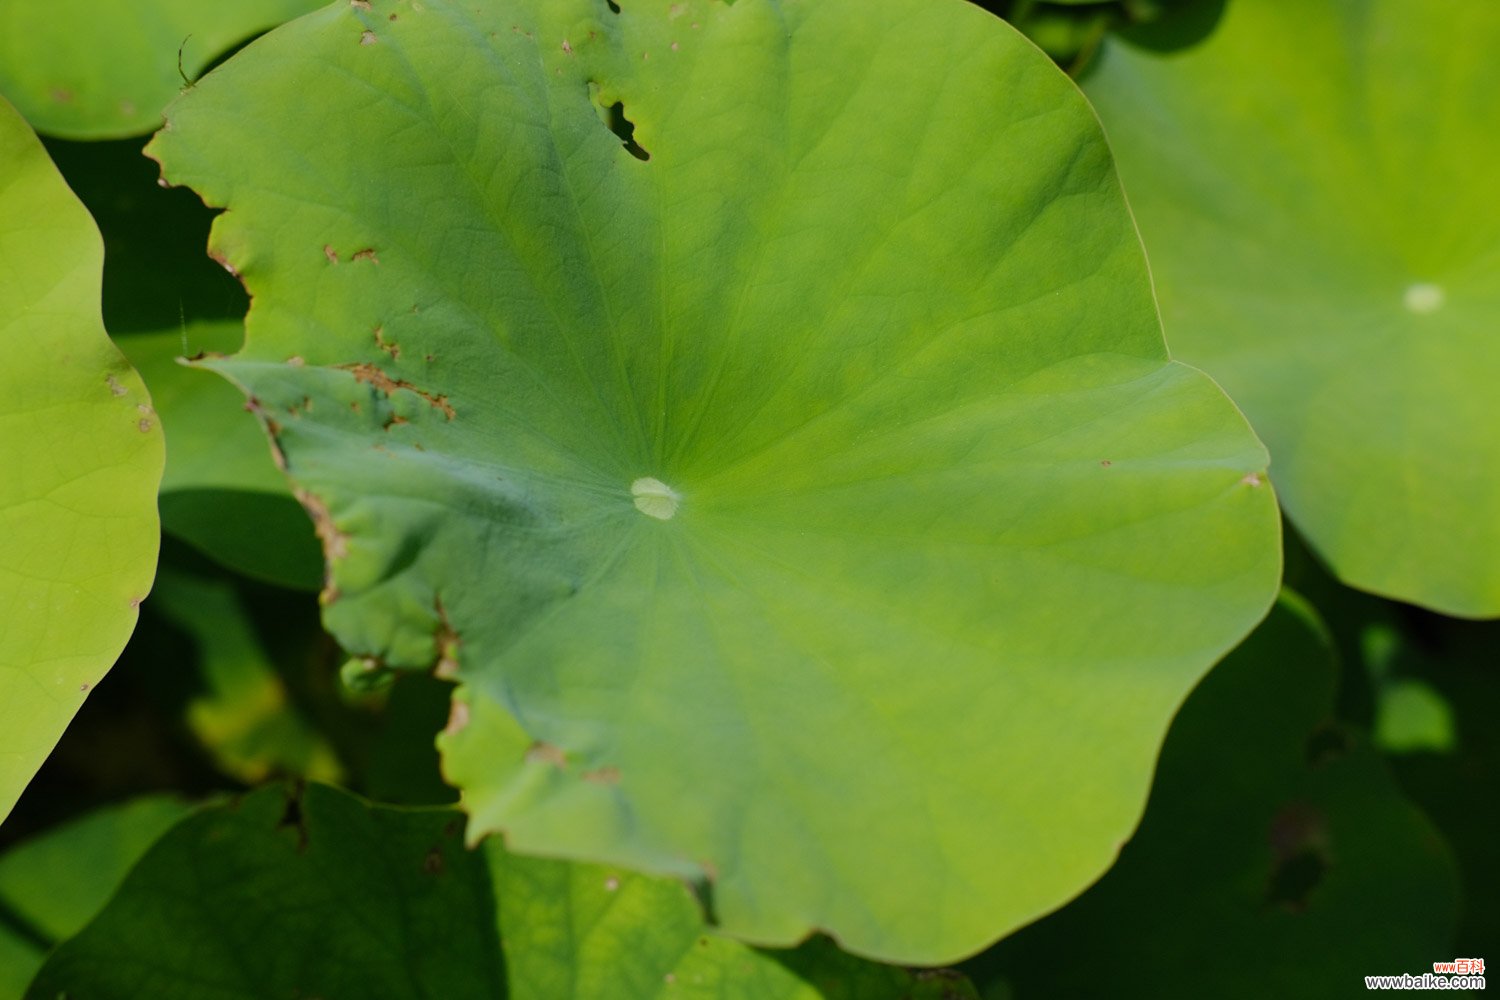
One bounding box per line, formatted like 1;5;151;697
0;0;326;139
147;0;1280;962
0;98;163;824
29;782;973;999
0;795;189;993
966;594;1461;996
1082;0;1500;617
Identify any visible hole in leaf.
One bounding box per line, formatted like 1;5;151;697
1304;723;1349;767
1265;848;1329;912
1265;803;1329;912
593;93;650;161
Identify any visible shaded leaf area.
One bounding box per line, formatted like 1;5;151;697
150;0;1278;962
0;99;164;824
964;596;1460;997
0;796;190;995
29;783;975;999
971;0;1218;71
0;541;381;854
150;565;342;785
1082;0;1500;617
1284;534;1499;958
0;0;325;139
41;136;319;589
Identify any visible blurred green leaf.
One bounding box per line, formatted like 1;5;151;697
1373;678;1456;755
0;98;163;824
0;0;325;139
30;783;972;998
0;795;190;995
966;595;1461;996
1084;0;1500;617
149;566;341;784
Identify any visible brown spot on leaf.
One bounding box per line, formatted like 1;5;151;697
51;88;73;103
423;848;444;875
444;698;470;736
338;362;455;419
296;489;349;562
526;742;568;768
582;766;620;785
106;374;127;397
351;0;371;8
360;29;378;44
323;245;338;263
209;250;240;277
352;248;379;264
1099;459;1112;467
287;356;306;367
374;326;400;359
138;418;153;432
433;600;461;679
1242;472;1263;487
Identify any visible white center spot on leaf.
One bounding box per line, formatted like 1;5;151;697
631;477;680;520
1403;282;1445;314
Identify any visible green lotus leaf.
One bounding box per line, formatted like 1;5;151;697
29;782;973;998
0;0;325;140
147;0;1279;961
0;98;163;823
1082;0;1500;617
967;594;1461;996
0;795;189;993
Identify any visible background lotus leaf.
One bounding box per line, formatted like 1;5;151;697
965;595;1460;996
147;0;1280;962
28;783;975;999
0;97;163;823
1082;0;1500;617
0;0;326;139
0;795;189;994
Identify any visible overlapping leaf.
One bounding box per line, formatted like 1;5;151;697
45;136;319;589
148;0;1279;961
0;98;163;823
1083;0;1500;616
0;0;325;138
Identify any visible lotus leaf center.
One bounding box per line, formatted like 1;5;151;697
1403;282;1445;314
631;477;680;521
